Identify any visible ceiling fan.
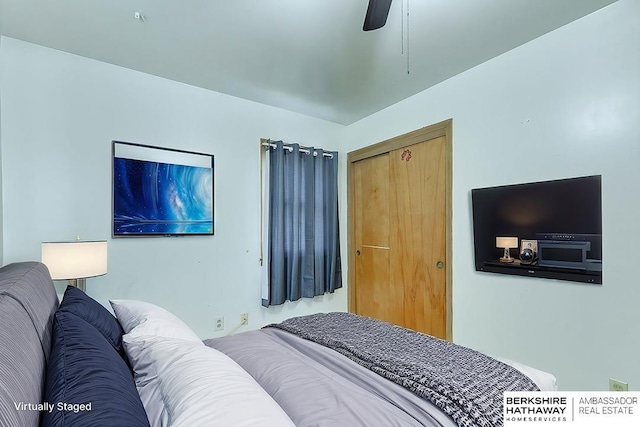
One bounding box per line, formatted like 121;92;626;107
363;0;393;31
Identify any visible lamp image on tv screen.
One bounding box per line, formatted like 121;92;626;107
113;141;214;236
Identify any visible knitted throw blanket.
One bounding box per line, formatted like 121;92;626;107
266;312;539;427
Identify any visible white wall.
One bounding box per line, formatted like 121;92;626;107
344;0;640;391
0;36;347;338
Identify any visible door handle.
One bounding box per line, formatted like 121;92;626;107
436;261;444;269
356;250;361;256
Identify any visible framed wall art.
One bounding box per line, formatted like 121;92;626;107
112;141;214;237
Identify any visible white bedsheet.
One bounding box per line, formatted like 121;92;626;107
496;357;558;391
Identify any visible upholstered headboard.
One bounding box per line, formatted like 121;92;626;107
0;262;58;427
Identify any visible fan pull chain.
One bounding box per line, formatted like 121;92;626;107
406;0;410;74
401;0;404;54
401;0;411;74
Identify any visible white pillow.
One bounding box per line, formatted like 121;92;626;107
121;334;170;425
110;299;202;343
123;335;295;427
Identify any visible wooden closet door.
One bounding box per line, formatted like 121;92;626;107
353;153;405;327
350;128;449;340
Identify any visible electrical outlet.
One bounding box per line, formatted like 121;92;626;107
609;378;628;392
240;313;249;326
214;316;224;331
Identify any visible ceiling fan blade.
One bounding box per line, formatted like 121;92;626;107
363;0;393;31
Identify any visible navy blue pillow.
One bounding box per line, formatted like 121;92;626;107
41;311;149;427
58;285;124;353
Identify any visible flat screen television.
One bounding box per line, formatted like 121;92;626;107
112;141;214;236
471;175;602;284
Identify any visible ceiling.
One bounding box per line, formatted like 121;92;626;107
0;0;617;125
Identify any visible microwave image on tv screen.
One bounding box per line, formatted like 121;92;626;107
113;158;213;235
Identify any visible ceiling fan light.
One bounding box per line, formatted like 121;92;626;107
363;0;393;31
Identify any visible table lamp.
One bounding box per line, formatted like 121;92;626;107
41;240;108;292
496;236;518;263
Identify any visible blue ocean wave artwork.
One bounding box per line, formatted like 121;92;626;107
113;158;213;235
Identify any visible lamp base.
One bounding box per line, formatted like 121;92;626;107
499;247;515;263
68;278;87;292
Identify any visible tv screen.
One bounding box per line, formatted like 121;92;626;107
471;175;602;284
112;141;214;236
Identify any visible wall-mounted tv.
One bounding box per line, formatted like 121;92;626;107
471;175;602;284
112;141;214;237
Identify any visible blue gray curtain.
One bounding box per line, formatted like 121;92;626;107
262;141;342;307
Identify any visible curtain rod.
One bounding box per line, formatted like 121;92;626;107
261;142;334;159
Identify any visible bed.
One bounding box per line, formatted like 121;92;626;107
0;262;556;427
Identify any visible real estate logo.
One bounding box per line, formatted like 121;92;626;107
504;392;640;427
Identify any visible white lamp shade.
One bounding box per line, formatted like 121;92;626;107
41;241;108;280
496;236;518;249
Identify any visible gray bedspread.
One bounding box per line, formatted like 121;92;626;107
206;328;457;427
266;313;540;427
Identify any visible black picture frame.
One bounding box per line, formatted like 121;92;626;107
112;141;214;237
